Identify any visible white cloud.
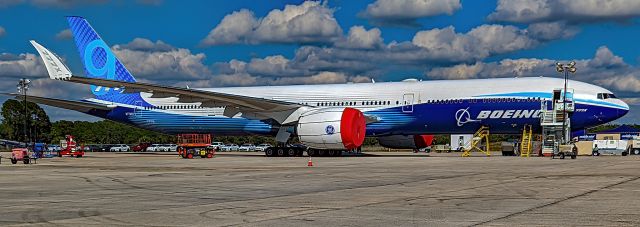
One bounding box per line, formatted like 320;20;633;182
412;25;537;62
596;74;640;93
426;46;639;94
362;0;461;25
201;9;257;45
0;53;46;78
0;26;6;37
526;22;579;41
335;26;384;49
54;29;71;40
112;38;211;80
201;1;342;46
190;71;370;87
489;0;640;23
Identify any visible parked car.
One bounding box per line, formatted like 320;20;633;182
47;145;61;152
208;142;224;150
238;143;256;151
254;144;272;152
164;144;178;152
110;144;130;152
146;144;162;152
132;142;152;152
221;144;239;151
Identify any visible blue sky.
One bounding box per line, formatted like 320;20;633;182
1;0;640;123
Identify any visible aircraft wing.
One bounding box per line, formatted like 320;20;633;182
2;93;113;113
30;40;304;117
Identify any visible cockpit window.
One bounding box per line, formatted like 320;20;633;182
597;93;617;99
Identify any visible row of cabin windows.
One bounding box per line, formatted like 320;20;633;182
317;101;392;107
144;97;543;110
144;105;206;110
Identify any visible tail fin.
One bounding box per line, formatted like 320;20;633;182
66;16;136;93
66;16;145;105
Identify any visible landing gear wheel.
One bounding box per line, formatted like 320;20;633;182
307;149;315;157
265;148;274;157
277;148;285;156
287;148;295;156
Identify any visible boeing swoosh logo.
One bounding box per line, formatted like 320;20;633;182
455;108;480;127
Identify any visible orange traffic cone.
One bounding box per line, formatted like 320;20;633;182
307;157;313;167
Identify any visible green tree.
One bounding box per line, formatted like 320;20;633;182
1;99;51;142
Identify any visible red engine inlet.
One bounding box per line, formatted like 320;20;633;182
340;107;366;150
414;135;434;148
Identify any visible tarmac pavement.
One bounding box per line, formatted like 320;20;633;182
0;152;639;226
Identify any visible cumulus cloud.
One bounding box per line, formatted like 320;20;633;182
189;71;370;88
0;53;46;78
334;26;384;49
526;22;579;41
54;29;71;40
112;38;211;80
201;1;342;46
412;25;537;62
489;0;640;24
0;26;5;37
361;0;461;25
426;46;640;94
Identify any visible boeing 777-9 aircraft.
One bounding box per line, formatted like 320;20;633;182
9;17;629;156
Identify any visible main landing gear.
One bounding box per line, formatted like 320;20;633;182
306;149;343;157
264;147;305;157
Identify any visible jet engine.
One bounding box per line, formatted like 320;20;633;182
297;107;366;150
377;135;434;149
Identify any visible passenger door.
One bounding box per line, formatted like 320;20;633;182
402;93;414;113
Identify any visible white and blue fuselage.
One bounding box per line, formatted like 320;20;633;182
88;77;628;136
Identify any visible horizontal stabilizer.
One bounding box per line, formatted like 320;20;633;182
2;93;113;113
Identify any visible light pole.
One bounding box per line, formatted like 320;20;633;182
555;62;576;143
17;78;31;145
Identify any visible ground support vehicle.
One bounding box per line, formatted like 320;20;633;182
177;134;216;159
11;148;32;164
58;135;85;158
592;140;629;156
32;143;46;158
627;138;640;155
552;144;577;159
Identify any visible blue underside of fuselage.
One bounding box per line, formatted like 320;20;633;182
89;99;627;136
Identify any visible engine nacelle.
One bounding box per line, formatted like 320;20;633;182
297;107;366;150
377;135;434;149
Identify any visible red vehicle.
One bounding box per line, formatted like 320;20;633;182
132;142;152;152
58;135;85;158
11;148;31;164
177;134;216;159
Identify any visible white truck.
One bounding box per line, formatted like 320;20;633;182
627;136;640;155
592;140;629;156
